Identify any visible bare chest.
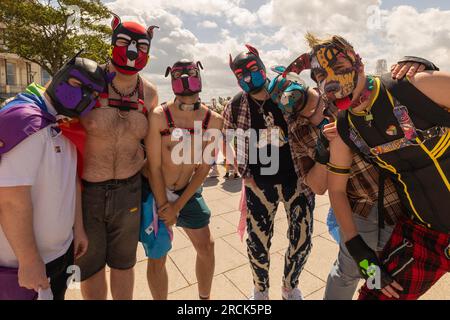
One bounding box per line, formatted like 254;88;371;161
161;130;214;166
81;107;148;140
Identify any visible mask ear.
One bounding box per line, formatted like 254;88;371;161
111;13;121;30
229;54;234;69
196;61;204;70
147;25;159;39
165;67;172;78
283;53;311;78
67;49;84;65
245;44;259;57
271;65;286;75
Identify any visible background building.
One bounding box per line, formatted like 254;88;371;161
375;59;388;76
0;27;51;102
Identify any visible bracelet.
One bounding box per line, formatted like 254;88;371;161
327;162;351;175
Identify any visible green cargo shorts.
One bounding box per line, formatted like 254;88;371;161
174;187;211;230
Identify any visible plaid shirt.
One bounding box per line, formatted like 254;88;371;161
289;105;403;223
223;92;315;205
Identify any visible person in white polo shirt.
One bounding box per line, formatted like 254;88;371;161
0;55;107;300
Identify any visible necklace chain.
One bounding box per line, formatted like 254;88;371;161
107;61;141;99
349;77;375;126
250;95;267;115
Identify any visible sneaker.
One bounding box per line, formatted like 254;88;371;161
249;288;269;300
282;287;303;300
208;166;219;178
224;172;230;179
233;173;239;179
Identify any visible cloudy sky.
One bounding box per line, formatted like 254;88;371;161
103;0;450;103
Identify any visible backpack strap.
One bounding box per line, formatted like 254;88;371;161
230;92;244;126
337;110;369;156
337;110;390;228
381;73;450;128
377;170;387;229
202;109;212;130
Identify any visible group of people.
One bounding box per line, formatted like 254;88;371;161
0;13;448;301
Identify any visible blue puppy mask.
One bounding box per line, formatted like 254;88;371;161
229;44;267;93
268;67;308;115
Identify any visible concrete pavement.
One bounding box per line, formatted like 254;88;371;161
66;167;450;300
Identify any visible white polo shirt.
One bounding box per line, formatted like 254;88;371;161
0;99;77;268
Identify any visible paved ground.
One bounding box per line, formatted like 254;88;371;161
66;166;449;300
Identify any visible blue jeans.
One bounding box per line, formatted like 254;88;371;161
327;208;340;243
324;206;394;300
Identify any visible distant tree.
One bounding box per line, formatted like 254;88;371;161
0;0;111;76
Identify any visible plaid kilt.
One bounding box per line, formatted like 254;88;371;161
359;218;450;300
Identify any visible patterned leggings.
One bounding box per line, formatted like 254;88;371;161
245;180;314;292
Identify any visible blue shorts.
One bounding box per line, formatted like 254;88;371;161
139;178;172;259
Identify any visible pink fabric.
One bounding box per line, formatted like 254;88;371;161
187;77;201;91
171;77;201;94
152;200;160;236
171;78;185;94
152;197;174;241
238;179;248;242
168;226;174;241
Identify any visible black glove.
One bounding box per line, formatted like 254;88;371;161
397;56;439;71
345;235;394;290
314;129;330;165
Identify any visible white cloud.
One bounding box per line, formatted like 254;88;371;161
198;20;218;29
105;0;450;102
382;6;450;70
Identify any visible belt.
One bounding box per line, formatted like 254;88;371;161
82;172;140;188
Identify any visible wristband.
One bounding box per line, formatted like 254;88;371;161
345;235;394;289
397;56;439;71
327;163;351;175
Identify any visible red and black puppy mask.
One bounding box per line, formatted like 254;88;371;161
110;14;159;75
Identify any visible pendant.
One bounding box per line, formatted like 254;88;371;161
365;112;373;126
365;113;374;122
